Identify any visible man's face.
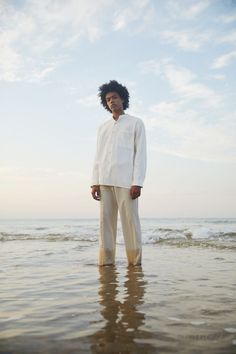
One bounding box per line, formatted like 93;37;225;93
105;92;124;113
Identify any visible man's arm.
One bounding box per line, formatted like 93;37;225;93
131;120;147;198
91;127;100;197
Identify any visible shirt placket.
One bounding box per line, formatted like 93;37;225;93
108;121;118;163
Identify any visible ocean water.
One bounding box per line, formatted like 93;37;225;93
0;218;236;353
1;217;236;249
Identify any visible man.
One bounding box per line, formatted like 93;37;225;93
91;80;147;266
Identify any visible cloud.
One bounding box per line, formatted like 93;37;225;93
165;64;220;105
149;101;181;116
0;2;57;82
113;0;155;31
217;30;236;45
27;0;108;42
0;0;158;82
140;56;234;163
212;50;236;69
146;100;236;163
139;59;161;75
30;64;58;82
220;14;236;24
0;4;36;81
209;74;225;80
76;94;100;107
166;0;211;20
160;30;210;51
0;0;116;82
0;0;160;83
140;59;221;107
0;40;21;82
182;1;211;19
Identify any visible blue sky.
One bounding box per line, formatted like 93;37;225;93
0;0;236;218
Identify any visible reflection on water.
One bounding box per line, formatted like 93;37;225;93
91;266;155;354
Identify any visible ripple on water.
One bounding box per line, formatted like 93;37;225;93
201;308;232;316
168;317;182;321
224;328;236;333
0;315;26;322
190;320;206;326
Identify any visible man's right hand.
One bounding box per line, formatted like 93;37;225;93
91;185;101;201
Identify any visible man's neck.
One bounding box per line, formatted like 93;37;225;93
112;110;124;121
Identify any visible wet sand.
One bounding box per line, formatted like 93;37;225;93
0;240;236;353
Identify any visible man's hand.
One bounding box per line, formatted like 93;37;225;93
130;185;141;200
91;185;101;201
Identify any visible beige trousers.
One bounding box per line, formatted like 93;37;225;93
99;185;142;266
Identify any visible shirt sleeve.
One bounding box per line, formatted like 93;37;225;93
91;128;100;186
132;120;147;187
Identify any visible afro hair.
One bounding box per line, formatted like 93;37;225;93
98;80;130;112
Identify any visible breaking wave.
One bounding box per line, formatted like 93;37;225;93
0;232;97;242
0;218;236;250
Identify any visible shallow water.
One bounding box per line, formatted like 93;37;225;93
0;233;236;353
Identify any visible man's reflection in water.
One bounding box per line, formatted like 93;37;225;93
91;266;155;353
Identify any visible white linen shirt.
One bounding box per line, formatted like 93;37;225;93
92;114;147;188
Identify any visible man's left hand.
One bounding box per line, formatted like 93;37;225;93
130;186;141;200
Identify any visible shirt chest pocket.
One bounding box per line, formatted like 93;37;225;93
117;130;133;149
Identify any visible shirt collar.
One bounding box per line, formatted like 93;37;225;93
112;113;126;123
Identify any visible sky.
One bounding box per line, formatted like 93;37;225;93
0;0;236;218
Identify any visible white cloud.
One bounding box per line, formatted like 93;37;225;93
140;59;221;107
220;14;236;24
113;0;153;31
166;0;210;20
183;1;211;19
165;64;220;105
212;51;236;69
209;74;225;81
217;30;236;45
149;101;181;116
0;0;116;82
0;3;55;82
0;5;36;81
140;56;234;163
29;64;58;82
138;59;161;75
76;94;100;107
160;30;210;51
27;0;107;41
146;100;236;163
0;39;21;82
